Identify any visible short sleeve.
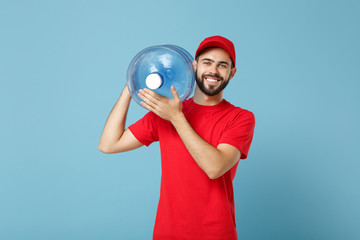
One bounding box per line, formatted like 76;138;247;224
128;112;159;146
219;110;255;159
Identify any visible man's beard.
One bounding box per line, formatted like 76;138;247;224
195;70;230;96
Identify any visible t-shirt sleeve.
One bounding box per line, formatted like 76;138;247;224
219;110;255;159
128;112;159;146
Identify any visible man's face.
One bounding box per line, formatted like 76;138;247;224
194;47;236;96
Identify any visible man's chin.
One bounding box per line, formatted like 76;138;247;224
202;88;221;97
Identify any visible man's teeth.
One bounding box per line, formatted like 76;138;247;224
206;78;218;82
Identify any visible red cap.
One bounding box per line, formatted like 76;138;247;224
195;36;236;67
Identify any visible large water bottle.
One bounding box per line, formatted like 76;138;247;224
127;45;195;108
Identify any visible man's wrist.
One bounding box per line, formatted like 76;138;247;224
121;86;131;99
170;111;186;128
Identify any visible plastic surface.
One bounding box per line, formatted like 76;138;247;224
127;45;195;108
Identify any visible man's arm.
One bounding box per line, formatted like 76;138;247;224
138;87;241;179
98;86;143;154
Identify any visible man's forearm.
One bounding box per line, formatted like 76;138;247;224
98;86;132;152
170;113;241;179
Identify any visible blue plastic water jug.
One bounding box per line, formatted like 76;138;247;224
127;45;195;108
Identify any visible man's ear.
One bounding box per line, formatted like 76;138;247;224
229;67;237;80
192;60;197;71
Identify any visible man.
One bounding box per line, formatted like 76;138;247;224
99;36;255;240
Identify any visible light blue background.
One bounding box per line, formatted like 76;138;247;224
1;0;359;239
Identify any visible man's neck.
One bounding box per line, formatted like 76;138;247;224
193;86;223;106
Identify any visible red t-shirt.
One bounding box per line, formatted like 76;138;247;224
129;98;255;240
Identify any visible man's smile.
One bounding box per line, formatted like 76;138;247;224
203;74;223;86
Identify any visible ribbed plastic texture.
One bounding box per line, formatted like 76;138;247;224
127;45;195;108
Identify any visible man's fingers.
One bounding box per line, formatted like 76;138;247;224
171;86;181;101
138;89;159;107
141;100;157;113
142;88;162;101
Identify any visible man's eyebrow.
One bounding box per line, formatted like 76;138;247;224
200;58;229;65
201;58;214;62
218;61;229;66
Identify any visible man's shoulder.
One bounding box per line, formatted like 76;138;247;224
223;99;254;116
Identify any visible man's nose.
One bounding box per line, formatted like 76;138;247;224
208;65;219;74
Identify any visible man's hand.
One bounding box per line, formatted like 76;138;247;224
138;86;183;122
